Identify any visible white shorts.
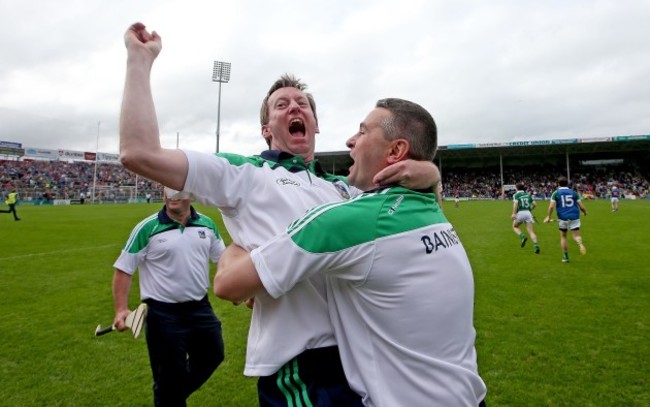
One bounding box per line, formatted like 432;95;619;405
611;197;619;203
558;218;581;231
514;210;534;225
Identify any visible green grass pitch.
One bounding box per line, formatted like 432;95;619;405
0;199;648;406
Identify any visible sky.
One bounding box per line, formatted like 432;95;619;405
1;0;649;157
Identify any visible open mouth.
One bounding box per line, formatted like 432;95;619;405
289;118;305;135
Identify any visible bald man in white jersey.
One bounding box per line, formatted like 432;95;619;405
113;188;226;406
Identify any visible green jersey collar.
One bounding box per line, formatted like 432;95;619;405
158;205;200;227
260;150;328;176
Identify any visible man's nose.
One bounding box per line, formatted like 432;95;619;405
288;100;301;112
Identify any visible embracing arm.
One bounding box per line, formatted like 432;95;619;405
119;22;188;191
373;159;440;190
435;182;443;207
214;244;265;303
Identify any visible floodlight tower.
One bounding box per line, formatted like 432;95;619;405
212;61;231;153
92;121;100;204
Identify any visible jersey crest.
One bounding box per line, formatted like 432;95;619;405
333;181;351;200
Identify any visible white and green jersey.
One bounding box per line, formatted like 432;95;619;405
114;207;225;303
183;149;359;376
513;190;534;212
251;187;487;406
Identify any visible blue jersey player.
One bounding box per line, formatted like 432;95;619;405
544;176;587;263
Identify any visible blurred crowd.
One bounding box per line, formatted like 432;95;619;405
1;159;648;203
441;164;649;200
0;159;163;203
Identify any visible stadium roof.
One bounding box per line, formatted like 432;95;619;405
315;135;650;174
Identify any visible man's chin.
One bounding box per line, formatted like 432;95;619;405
286;142;313;157
347;168;358;186
290;144;308;151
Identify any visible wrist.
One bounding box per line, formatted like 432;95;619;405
114;305;129;314
126;51;155;69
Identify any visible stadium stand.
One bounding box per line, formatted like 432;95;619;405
1;136;649;204
0;160;162;204
316;136;650;201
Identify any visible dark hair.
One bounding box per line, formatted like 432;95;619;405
558;176;569;187
516;183;525;191
374;98;437;161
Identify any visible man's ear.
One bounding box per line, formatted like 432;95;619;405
262;126;272;147
386;139;409;164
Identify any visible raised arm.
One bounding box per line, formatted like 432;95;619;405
119;22;188;191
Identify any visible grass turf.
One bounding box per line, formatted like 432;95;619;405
0;199;648;406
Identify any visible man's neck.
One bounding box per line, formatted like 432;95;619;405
166;209;190;225
268;147;314;163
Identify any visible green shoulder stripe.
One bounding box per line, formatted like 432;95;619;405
320;173;350;185
289;188;447;253
122;214;178;254
122;214;160;254
217;152;266;168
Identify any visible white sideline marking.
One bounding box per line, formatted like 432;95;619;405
0;244;121;260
